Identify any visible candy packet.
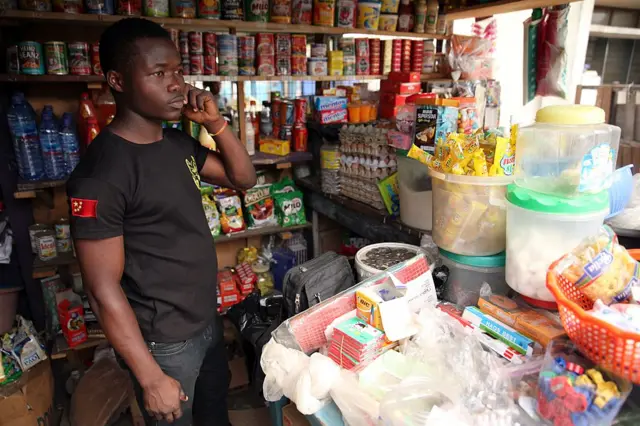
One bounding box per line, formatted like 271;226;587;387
202;193;221;237
554;226;640;305
243;185;278;229
377;172;400;216
216;194;246;234
274;190;307;227
489;136;515;176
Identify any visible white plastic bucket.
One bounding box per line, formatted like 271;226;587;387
355;242;425;281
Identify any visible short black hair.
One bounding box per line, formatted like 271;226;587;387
99;18;172;75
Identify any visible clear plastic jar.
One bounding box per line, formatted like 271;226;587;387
321;143;341;195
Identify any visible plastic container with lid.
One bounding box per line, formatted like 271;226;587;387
515;105;621;197
430;169;513;256
355;242;425;280
505;184;608;309
397;155;432;231
439;249;509;307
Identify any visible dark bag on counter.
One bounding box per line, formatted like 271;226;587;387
282;251;355;318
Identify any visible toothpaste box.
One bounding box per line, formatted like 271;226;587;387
314;96;348;112
477;295;566;348
462;306;534;356
316;108;348;124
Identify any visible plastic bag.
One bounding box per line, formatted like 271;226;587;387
607;173;640;231
447;35;494;80
535;5;569;98
554;225;639;305
202;193;221;237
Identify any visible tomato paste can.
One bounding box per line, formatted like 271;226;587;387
44;41;69;75
116;0;141;14
271;0;292;23
190;54;204;75
18;42;45;76
204;54;217;75
256;33;275;56
244;0;269;21
356;55;370;75
53;0;84;12
197;0;220;18
275;34;291;56
355;38;369;57
144;0;169;16
291;34;306;56
179;31;189;56
257;54;275;76
68;41;91;75
189;31;203;54
293;123;308;151
292;0;312;24
221;0;243;19
335;0;356;28
276;56;291;76
280;100;294;126
171;0;196;17
6;46;19;75
291;55;306;76
203;32;217;56
294;98;307;123
85;0;115;14
271;98;281;126
182;59;191;75
279;125;293;143
91;43;102;75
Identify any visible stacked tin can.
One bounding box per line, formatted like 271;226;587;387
291;34;307;76
328;51;343;76
411;40;424;73
355;38;370;75
204;33;217;75
218;34;239;76
178;31;190;75
401;39;412;72
339;38;356;76
382;40;392;75
391;39;402;72
308;43;327;77
188;31;204;75
369;38;381;75
256;33;275;76
238;35;256;76
293;98;308;151
275;34;291;76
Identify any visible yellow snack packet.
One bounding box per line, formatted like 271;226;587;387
407;144;435;167
472;150;488;176
451;163;465;175
489;136;515;176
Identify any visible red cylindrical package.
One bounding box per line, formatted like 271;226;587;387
293;123;308;151
355;38;369;57
257;33;275;56
291;34;307;55
182;60;190;75
204;32;217;56
257;54;276;76
91;43;102;75
393;39;402;54
189;31;203;54
272;99;281;125
294;98;307;123
179;32;189;56
276;34;292;56
356;55;370;75
291;55;307;76
190;54;204;75
369;38;381;56
204;55;217;75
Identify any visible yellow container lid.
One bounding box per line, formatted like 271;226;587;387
535;105;605;125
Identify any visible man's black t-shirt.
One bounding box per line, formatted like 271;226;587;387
67;128;218;343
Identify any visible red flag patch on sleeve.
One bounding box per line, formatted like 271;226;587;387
71;198;98;218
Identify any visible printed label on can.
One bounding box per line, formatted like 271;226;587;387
7;46;19;74
37;233;57;261
256;33;275;56
144;0;169;16
189;32;203;54
204;55;217;75
190;54;204;74
171;0;196;17
91;43;102;75
244;0;269;21
198;0;220;17
116;0;142;15
18;42;45;75
203;33;217;56
221;0;243;19
56;238;73;253
68;42;91;75
44;42;69;75
53;0;84;13
336;0;356;28
291;0;312;24
271;0;291;23
85;0;115;14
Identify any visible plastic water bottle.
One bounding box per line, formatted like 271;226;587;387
6;92;44;181
59;113;80;175
39;107;66;180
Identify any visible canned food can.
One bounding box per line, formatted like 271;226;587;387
271;99;281;125
55;219;71;240
171;0;196;17
275;34;291;56
275;56;291;76
204;55;217;75
239;65;256;76
168;28;180;49
280;101;294;126
18;42;45;76
29;224;49;253
144;0;169;16
44;41;69;75
53;0;84;12
272;125;281;140
197;0;220;18
56;237;73;253
343;56;356;75
291;35;307;56
36;230;57;261
68;41;91;75
356;56;370;75
293;123;308;151
7;46;19;74
256;33;275;56
19;0;52;11
179;32;190;56
116;0;142;14
355;39;369;57
335;0;356;28
245;0;269;21
221;0;243;19
203;32;217;56
291;55;306;76
85;0;115;14
189;31;203;54
294;98;307;123
339;39;355;56
190;54;204;75
307;57;327;76
310;43;327;58
292;0;312;24
271;0;292;23
279;125;292;142
238;36;255;59
182;60;191;75
257;54;275;76
91;43;102;75
217;34;238;76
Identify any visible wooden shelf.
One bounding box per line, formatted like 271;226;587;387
0;10;449;39
214;223;311;244
33;251;76;271
0;73;448;83
590;24;640;40
51;334;107;360
447;0;580;20
16;178;67;192
251;151;312;166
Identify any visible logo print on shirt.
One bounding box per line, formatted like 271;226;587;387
186;156;201;190
71;198;98;218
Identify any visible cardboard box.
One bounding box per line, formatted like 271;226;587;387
315;109;348;124
283;403;311;426
228;357;250;389
387;71;421;83
218;270;237;295
462;306;534;356
260;139;291;156
379;104;402;119
478;295;566;348
379;92;411;107
0;359;54;426
356;281;403;331
380;80;421;95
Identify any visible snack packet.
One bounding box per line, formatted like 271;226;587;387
0;350;22;386
407;144;436;168
489;136;515;176
274;190;307;227
271;176;297;194
377;173;400;216
216;194;246;234
555;226;640;305
202;193;221;237
243;185;277;228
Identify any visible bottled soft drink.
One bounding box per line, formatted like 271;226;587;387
245;110;256;156
78;92;98;146
260;101;273;138
59;113;80;175
6;92;45;181
85;117;100;147
39;108;66;180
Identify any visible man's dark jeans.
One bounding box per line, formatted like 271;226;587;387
124;315;230;426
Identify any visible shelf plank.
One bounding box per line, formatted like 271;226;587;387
447;0;579;20
214;223;311;244
16;178;67;191
251;151;313;165
0;10;449;39
33;251;76;270
590;24;640;40
51;334;107;360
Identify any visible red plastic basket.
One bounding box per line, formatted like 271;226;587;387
546;252;640;384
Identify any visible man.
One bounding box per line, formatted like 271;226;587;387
67;18;257;425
